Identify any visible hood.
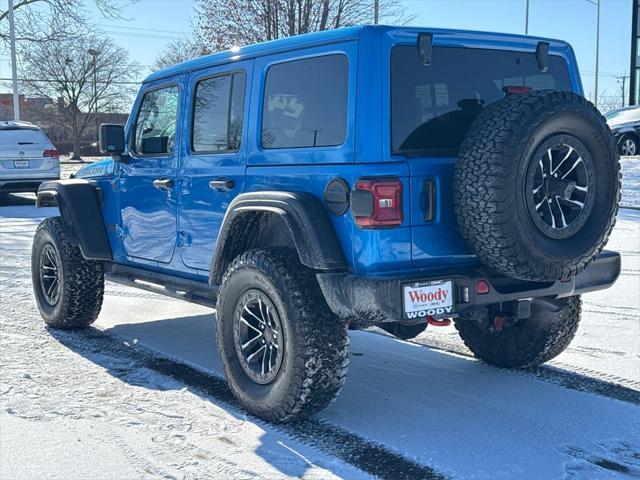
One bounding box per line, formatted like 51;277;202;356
74;158;116;178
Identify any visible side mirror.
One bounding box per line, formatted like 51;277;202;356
99;124;126;160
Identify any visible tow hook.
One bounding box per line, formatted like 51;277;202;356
427;317;451;327
491;316;508;333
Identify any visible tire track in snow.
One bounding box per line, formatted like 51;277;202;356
405;334;640;405
50;327;448;480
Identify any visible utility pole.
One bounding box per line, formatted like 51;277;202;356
373;0;379;24
88;49;99;140
525;0;530;34
594;0;600;108
8;0;20;120
617;75;629;107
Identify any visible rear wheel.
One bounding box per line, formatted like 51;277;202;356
31;217;104;329
454;296;581;368
215;248;349;422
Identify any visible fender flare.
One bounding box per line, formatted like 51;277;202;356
209;191;347;285
37;179;112;261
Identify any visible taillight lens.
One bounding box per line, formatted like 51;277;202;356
43;149;59;158
353;178;403;228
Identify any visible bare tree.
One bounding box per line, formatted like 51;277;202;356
0;0;124;45
154;0;412;68
19;30;139;160
153;36;208;71
196;0;411;50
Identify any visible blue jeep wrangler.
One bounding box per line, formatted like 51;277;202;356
31;26;620;422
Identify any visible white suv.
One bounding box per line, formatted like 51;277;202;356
0;121;60;202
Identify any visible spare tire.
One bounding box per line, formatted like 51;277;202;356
454;91;620;281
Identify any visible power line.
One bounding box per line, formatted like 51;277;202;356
0;77;141;85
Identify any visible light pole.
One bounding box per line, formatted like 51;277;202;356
87;48;99;140
373;0;379;24
586;0;600;107
525;0;530;34
8;0;19;120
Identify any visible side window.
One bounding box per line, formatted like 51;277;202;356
133;85;179;155
261;54;348;149
192;71;246;152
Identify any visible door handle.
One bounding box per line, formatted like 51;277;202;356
153;178;174;191
209;179;235;192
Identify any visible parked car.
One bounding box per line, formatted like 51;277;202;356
605;105;640;156
31;26;620;422
0;121;60;204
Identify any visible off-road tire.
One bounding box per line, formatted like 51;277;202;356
215;248;349;422
454;296;581;368
379;322;427;340
455;91;620;281
31;216;104;329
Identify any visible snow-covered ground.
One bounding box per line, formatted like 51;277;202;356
1;174;639;479
621;157;640;209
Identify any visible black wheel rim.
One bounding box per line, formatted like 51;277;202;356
233;290;284;385
39;243;60;305
524;135;595;239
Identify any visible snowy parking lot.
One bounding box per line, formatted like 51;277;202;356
1;172;639;479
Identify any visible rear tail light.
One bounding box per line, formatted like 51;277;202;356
352;178;403;228
43;149;59;158
476;280;490;295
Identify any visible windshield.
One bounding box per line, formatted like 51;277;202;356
0;128;50;148
605;108;640;125
391;46;573;156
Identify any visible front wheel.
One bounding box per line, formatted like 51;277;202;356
215;248;349;422
454;296;581;368
31;217;104;329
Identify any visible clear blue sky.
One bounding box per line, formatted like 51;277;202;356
0;0;634;105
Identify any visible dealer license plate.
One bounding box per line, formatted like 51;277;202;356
403;280;454;319
13;160;29;168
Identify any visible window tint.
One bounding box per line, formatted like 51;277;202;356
262;54;348;149
192;72;246;152
134;85;179;155
391;46;573;155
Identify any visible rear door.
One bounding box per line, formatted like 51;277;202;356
119;81;181;264
389;42;575;269
178;61;252;271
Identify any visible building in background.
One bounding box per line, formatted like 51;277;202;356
632;0;639;105
0;93;128;155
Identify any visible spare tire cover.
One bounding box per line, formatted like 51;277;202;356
454;91;620;281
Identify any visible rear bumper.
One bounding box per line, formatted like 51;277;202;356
316;251;621;323
0;175;60;193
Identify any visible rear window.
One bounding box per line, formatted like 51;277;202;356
391;46;573;156
261;54;348;149
0;129;50;147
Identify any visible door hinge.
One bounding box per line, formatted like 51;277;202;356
177;231;192;247
115;224;129;239
178;177;191;195
111;177;127;192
